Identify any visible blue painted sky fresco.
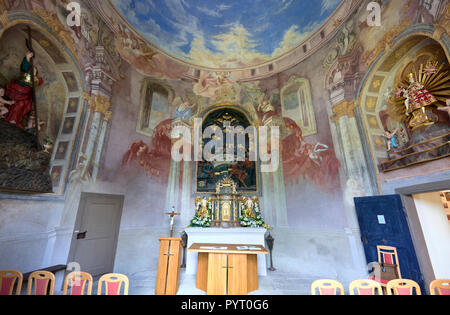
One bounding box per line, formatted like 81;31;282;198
112;0;342;68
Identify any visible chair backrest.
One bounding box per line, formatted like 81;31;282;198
349;279;383;295
386;279;421;295
377;246;401;279
63;271;93;295
430;279;450;296
97;273;129;295
27;271;55;295
311;279;345;295
0;270;23;295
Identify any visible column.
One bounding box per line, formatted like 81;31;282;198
326;50;374;276
262;116;289;227
80;46;117;182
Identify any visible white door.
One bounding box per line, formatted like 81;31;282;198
68;193;124;276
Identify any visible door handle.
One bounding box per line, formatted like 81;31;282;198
76;231;87;239
361;236;368;244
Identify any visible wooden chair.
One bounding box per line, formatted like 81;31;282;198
97;273;129;295
26;271;55;295
311;279;345;295
370;246;401;287
63;271;93;295
386;279;421;295
430;279;450;295
0;270;23;295
349;279;383;295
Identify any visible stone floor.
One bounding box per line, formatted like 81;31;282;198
108;270;313;295
47;269;314;295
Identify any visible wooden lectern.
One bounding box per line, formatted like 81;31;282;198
155;237;184;295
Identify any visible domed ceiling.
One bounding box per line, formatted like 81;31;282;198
111;0;343;69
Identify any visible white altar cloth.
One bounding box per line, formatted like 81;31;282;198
185;227;268;276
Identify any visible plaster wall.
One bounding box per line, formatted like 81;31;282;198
413;191;450;279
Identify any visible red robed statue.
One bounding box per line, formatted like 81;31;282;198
4;51;43;129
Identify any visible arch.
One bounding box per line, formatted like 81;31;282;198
0;12;86;196
358;25;450;98
195;107;259;194
358;32;449;170
199;104;255;127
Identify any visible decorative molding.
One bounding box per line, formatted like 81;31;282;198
362;18;412;68
31;9;77;63
83;92;112;121
0;7;8;27
433;3;450;41
331;99;359;123
93;94;112;119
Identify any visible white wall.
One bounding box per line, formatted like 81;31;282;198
413;192;450;279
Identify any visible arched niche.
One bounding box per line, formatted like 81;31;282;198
0;20;84;196
359;34;449;168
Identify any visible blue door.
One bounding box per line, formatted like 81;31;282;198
354;195;425;292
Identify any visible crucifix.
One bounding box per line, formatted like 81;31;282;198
165;207;180;238
156;207;183;295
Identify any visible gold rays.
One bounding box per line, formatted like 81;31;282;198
388;60;450;123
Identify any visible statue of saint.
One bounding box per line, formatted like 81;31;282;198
403;73;437;115
243;197;256;219
4;51;43;129
195;197;210;219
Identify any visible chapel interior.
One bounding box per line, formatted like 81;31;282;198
0;0;449;296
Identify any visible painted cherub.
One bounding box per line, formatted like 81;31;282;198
0;87;15;118
384;128;399;152
25;114;46;135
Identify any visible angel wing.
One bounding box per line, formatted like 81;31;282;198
122;140;147;167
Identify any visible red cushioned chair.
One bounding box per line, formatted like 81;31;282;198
63;271;93;295
26;271;55;295
97;273;129;295
386;279;421;295
349;279;383;295
430;279;450;295
0;270;23;295
370;246;401;288
311;279;345;295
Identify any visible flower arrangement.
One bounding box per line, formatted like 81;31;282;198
189;197;213;228
238;198;271;229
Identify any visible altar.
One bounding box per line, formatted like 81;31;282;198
185;228;268;276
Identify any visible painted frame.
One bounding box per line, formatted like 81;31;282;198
280;77;317;137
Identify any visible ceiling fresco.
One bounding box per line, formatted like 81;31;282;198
111;0;342;69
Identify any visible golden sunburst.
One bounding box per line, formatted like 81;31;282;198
388;60;450;123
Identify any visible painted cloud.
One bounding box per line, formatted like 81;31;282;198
113;0;342;68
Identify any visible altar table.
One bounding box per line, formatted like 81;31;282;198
185;228;268;276
188;243;268;295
